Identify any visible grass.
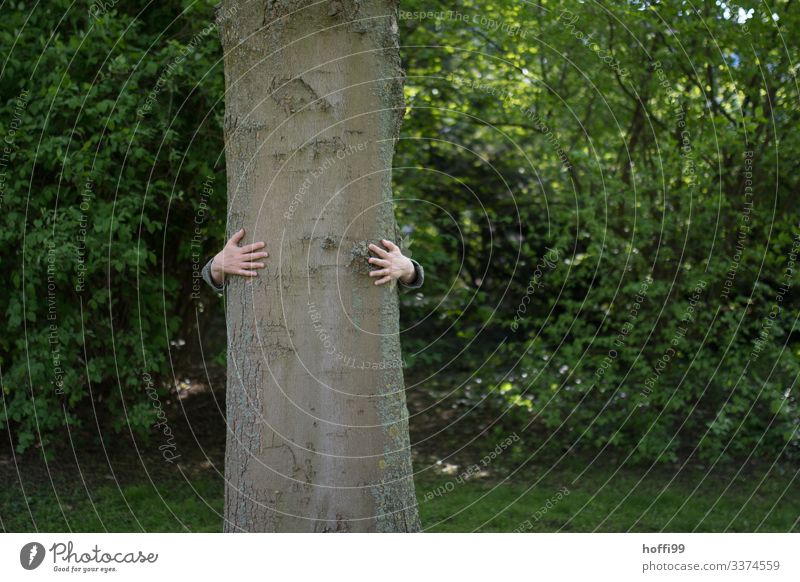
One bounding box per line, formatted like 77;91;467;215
1;471;223;532
414;460;799;532
2;377;795;532
2;454;796;532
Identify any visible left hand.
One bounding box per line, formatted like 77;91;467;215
368;239;417;286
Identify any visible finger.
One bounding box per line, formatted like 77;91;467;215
241;262;265;269
369;268;390;278
368;243;389;258
235;269;258;277
368;257;389;267
381;239;399;252
374;276;392;286
229;228;246;245
242;251;269;260
240;241;266;252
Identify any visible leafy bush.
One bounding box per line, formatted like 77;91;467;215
1;0;227;456
397;0;799;463
2;0;797;465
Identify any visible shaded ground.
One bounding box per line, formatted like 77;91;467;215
2;367;797;532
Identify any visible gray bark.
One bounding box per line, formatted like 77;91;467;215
219;0;420;532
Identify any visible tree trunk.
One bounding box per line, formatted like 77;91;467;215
219;0;420;532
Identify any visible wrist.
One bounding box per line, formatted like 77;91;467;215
210;254;225;285
399;259;417;284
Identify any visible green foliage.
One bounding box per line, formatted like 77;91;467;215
1;0;797;466
0;0;227;456
397;0;799;463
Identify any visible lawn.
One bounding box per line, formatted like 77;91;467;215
2;454;796;532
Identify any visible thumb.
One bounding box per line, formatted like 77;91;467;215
229;228;245;245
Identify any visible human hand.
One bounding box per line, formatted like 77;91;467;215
210;228;269;285
368;239;416;286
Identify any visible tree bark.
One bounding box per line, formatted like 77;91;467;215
219;0;420;532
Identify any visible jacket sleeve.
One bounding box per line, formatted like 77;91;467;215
395;220;424;292
200;256;225;296
398;258;424;292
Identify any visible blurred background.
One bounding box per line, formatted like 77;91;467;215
1;0;798;532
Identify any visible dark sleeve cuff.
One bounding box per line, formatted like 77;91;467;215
399;258;424;291
201;256;225;296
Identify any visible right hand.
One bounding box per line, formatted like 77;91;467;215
210;228;269;285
